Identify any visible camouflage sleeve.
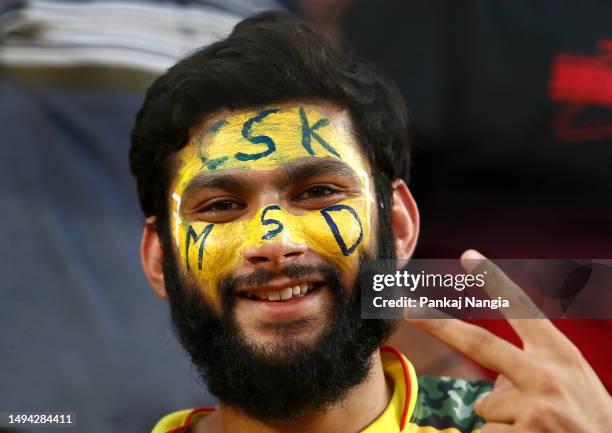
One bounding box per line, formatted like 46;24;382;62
410;376;493;433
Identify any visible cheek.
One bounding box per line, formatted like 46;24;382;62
176;219;252;307
294;198;371;273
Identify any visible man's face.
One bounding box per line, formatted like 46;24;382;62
168;101;377;348
157;101;399;420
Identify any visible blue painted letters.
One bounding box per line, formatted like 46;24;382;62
236;108;280;161
320;204;363;256
299;107;340;157
185;223;214;270
261;204;284;240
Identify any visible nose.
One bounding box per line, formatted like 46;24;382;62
242;240;308;270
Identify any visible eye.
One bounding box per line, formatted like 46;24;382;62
199;199;245;213
295;185;338;200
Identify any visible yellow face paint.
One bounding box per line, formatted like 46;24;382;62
169;105;374;309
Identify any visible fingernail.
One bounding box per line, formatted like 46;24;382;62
461;249;485;272
462;249;485;261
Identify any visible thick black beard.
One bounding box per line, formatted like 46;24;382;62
160;200;398;421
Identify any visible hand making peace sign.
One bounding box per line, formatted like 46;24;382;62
407;250;612;433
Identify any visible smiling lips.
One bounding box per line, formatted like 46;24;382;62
239;282;318;302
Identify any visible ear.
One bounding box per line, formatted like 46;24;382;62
390;179;420;269
141;216;168;300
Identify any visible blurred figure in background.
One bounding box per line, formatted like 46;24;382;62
1;1;281;432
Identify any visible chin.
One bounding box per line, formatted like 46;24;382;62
236;314;330;353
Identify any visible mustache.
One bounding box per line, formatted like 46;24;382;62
219;263;342;295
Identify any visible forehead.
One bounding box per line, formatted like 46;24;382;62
171;102;371;193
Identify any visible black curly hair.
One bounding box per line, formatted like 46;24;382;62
129;10;411;234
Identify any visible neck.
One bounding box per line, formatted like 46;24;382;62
194;350;391;433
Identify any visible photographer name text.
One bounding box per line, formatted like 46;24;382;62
372;296;510;310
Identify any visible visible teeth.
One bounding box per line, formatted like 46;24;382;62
280;287;293;300
267;291;281;301
242;284;318;301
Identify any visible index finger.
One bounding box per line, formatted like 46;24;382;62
461;249;561;345
407;317;532;387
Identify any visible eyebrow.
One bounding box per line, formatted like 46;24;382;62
282;158;361;187
181;173;251;201
181;158;362;200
